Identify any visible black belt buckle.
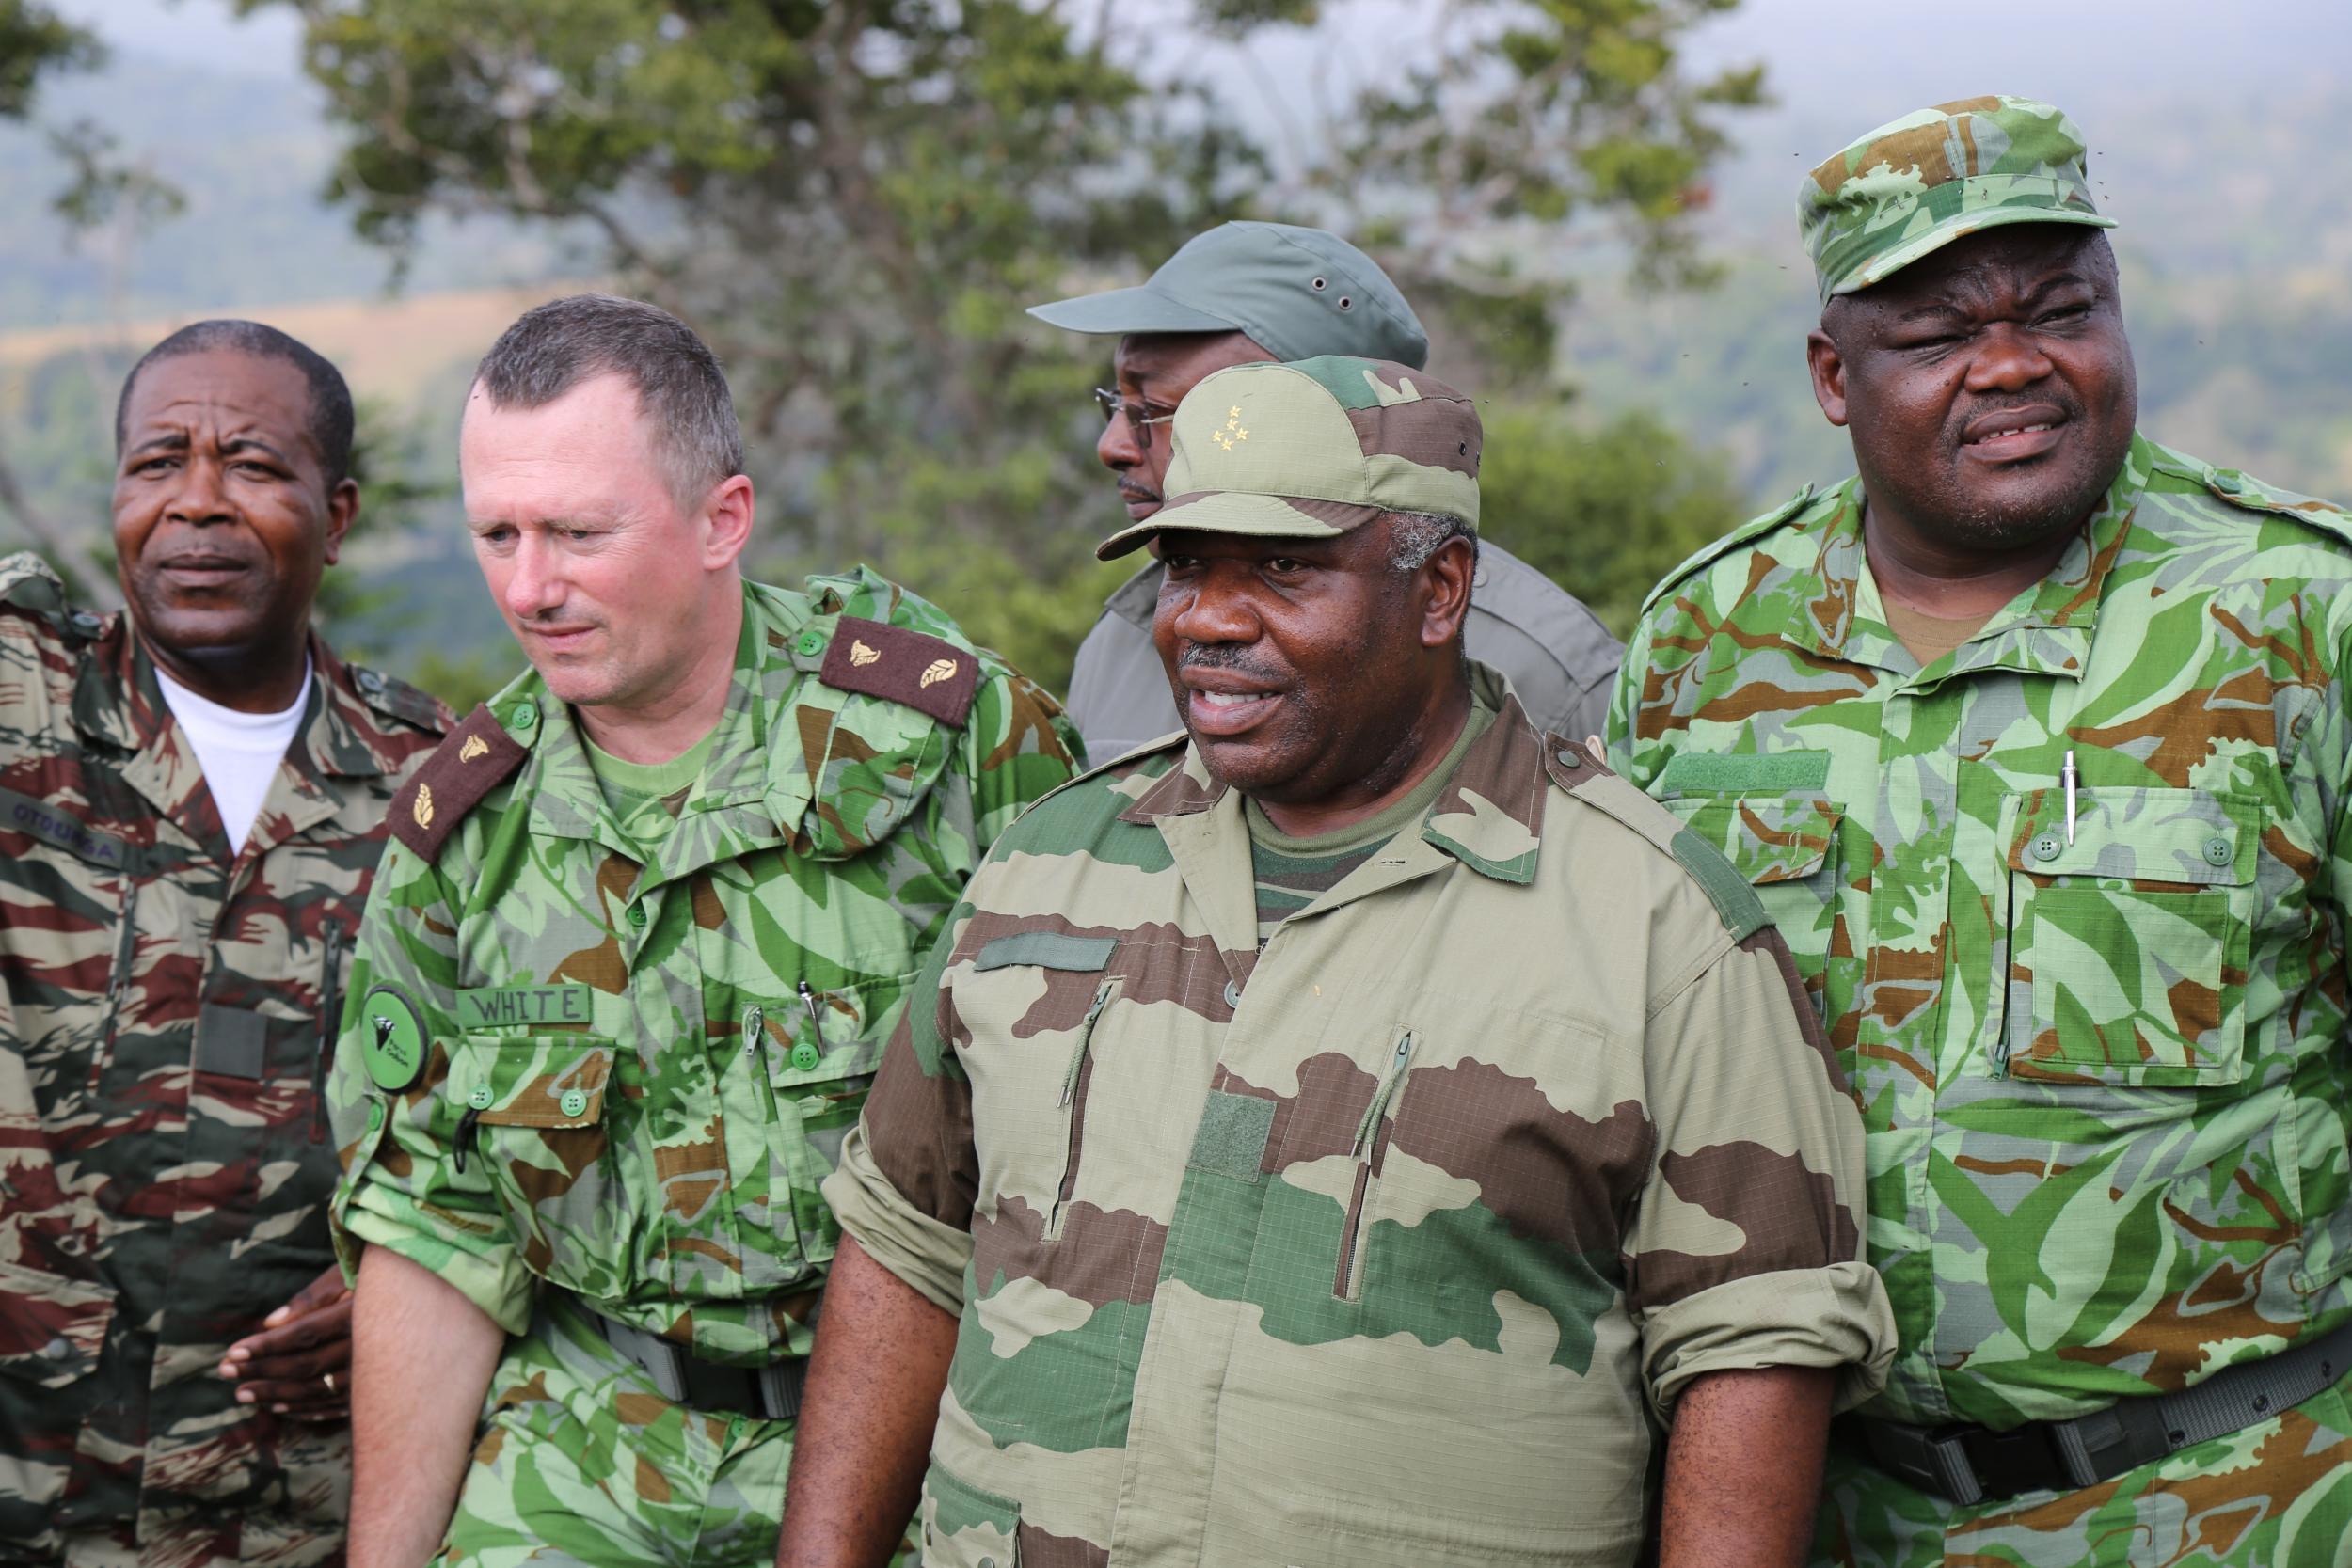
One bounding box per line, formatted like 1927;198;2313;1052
1854;1419;1985;1507
1958;1420;2073;1502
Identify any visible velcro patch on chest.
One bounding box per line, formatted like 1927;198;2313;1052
389;703;527;862
818;616;978;728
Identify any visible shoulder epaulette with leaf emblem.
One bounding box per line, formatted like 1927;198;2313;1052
389;703;528;861
817;615;979;727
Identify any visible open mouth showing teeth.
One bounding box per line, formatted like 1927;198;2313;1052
1196;690;1269;708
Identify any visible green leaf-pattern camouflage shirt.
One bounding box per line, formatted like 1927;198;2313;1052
1610;434;2352;1562
827;668;1894;1567
0;553;449;1567
326;572;1078;1365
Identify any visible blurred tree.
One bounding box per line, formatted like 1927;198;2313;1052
0;0;92;119
0;0;103;593
241;0;1764;689
1479;404;1744;639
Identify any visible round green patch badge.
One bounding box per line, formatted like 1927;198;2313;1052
360;983;431;1093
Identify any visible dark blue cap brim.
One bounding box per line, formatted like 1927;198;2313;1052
1026;284;1241;338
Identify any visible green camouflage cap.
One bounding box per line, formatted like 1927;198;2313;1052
1028;222;1428;367
1800;95;2116;300
1096;356;1479;562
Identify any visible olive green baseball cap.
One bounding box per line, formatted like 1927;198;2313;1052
1028;221;1429;367
1800;95;2116;301
1097;356;1479;562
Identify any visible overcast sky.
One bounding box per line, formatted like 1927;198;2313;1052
62;0;2349;96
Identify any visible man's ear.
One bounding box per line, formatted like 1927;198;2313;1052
1806;327;1851;429
322;478;360;566
1420;533;1476;650
701;474;756;569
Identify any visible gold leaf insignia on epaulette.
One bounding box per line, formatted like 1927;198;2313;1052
920;657;959;689
413;783;436;829
458;735;490;762
850;639;881;666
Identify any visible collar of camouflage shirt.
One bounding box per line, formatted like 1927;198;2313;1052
1773;430;2161;680
489;576;963;883
71;614;402;850
1119;660;1552;968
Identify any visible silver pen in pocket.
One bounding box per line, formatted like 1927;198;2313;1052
2061;749;2079;845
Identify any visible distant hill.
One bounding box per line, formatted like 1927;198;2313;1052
6;38;2349;702
0;52;578;331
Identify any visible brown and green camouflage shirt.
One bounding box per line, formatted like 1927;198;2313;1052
827;664;1895;1567
0;553;448;1567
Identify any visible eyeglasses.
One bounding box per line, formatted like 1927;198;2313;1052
1091;388;1177;452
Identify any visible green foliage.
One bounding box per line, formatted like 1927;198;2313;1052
0;0;95;119
402;645;509;715
236;1;1767;680
313;400;454;657
1478;403;1747;638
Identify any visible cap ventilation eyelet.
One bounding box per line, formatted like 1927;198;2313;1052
1311;276;1327;291
1337;295;1352;309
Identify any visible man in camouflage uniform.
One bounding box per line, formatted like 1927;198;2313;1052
780;356;1894;1567
1609;97;2352;1566
0;323;449;1565
326;295;1077;1568
1031;220;1623;762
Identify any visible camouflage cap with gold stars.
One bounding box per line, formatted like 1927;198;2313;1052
1095;356;1480;561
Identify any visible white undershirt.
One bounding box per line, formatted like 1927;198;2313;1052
153;659;313;856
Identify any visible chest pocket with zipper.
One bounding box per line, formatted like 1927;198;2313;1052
947;931;1126;1248
1998;785;2259;1086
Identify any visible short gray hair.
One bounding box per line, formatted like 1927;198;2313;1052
472;293;743;509
1387;510;1478;575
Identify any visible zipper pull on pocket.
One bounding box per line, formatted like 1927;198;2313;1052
1353;1031;1416;1160
1062;981;1117;1107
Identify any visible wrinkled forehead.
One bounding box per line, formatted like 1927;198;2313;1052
124;349;317;447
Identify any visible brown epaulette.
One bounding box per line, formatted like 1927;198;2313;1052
816;615;978;728
389;704;528;861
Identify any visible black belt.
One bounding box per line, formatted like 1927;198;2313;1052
1843;1322;2352;1507
573;1299;808;1421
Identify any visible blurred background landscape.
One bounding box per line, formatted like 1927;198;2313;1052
1;0;2344;711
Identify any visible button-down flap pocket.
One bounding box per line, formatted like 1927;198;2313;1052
2005;787;2256;885
921;1458;1023;1567
767;974;908;1090
2002;786;2257;1085
451;1035;615;1128
0;1261;114;1390
974;932;1116;973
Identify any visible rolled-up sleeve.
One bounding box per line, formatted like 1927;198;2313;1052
1626;926;1895;1418
821;903;980;1317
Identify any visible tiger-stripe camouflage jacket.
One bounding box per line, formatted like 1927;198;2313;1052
0;551;448;1567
